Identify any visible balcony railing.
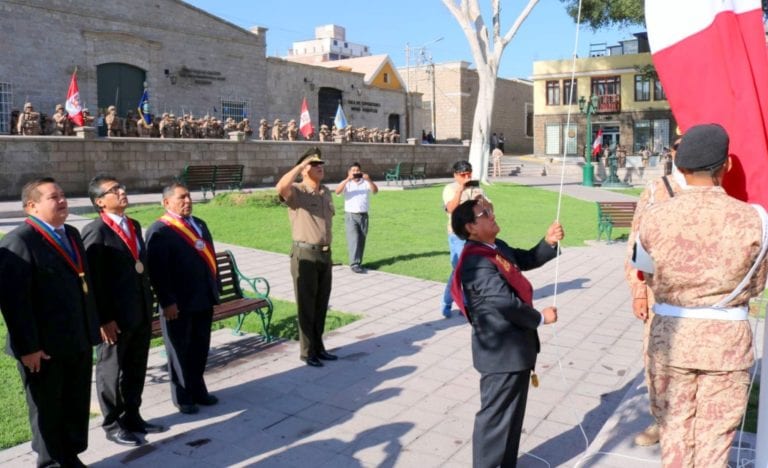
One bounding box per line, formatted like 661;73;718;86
596;94;621;113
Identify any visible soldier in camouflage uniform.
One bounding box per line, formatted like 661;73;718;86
634;124;768;467
124;110;139;137
624;136;683;447
105;106;122;137
238;118;252;138
52;104;74;136
271;119;283;141
17;103;41;135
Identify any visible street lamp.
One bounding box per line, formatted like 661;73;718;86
578;94;599;187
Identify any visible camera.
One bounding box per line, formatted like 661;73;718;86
353;173;363;179
464;180;479;188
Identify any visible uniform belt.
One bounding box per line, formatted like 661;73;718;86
653;303;748;321
293;241;330;252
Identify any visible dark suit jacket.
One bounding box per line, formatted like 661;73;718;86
0;222;100;359
145;215;219;313
459;238;558;374
81;216;153;330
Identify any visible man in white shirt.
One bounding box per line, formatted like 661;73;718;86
336;162;378;273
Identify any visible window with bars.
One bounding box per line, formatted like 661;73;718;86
545;123;561;155
0;82;11;134
564;123;577;155
654;80;666;101
635;75;651;102
220;99;248;122
546;81;560;106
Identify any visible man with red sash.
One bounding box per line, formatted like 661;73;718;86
82;176;165;447
146;182;220;414
0;177;100;468
450;199;563;468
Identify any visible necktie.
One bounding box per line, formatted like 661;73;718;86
55;227;74;258
119;217;130;235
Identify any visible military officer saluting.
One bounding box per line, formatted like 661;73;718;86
17;102;41;135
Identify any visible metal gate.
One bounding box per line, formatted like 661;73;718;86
96;63;146;117
318;87;342;128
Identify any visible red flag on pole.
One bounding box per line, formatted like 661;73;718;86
646;0;768;209
592;128;603;157
646;2;768;465
299;97;314;139
65;71;84;127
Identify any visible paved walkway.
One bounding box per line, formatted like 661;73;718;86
0;175;759;467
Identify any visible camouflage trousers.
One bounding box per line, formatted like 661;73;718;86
648;362;749;467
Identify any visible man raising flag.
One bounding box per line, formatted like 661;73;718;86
65;70;84;127
299;97;314;139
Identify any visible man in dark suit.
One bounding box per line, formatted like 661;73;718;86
82;175;165;447
146;182;219;414
0;177;100;468
450;199;563;468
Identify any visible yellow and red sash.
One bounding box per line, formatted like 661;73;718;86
25;216;89;294
158;213;217;279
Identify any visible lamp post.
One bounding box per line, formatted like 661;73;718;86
578;94;599;187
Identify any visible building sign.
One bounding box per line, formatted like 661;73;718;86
178;67;226;85
347;99;380;113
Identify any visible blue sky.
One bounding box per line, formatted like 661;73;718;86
185;0;641;79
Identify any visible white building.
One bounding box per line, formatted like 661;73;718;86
286;25;370;65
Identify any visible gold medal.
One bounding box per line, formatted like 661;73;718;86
79;273;88;295
195;239;205;250
530;371;539;388
135;260;144;274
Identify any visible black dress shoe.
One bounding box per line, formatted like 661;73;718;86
317;351;338;361
61;455;87;468
106;428;142;447
195;394;219;406
176;404;199;414
301;355;324;367
123;418;167;434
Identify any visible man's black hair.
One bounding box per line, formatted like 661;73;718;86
452;160;472;173
87;174;119;210
451;199;479;240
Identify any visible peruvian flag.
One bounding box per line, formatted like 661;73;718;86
592;128;603;157
299;97;314;139
646;0;768;208
65;71;84;127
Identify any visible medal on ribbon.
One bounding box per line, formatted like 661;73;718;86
99;213;144;275
158;213;217;279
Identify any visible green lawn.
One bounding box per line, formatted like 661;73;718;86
121;183;614;282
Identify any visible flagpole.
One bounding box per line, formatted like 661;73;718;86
757;318;767;467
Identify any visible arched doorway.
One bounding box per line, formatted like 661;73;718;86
97;63;146;117
388;114;400;133
318;87;342;128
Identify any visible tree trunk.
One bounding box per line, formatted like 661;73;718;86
470;65;497;183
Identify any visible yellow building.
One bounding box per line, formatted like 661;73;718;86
532;34;676;158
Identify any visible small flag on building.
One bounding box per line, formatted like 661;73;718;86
65;71;84;127
334;102;348;130
299;97;314;138
592;128;603;157
138;88;151;124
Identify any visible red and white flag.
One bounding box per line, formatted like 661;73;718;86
299;97;314;139
65;71;84;127
646;0;768;208
592;128;603;157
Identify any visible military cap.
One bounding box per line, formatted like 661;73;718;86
108;105;116;111
55;104;64;110
24;102;33;109
675;123;729;171
296;146;324;166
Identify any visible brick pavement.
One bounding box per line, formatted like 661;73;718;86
0;175;759;467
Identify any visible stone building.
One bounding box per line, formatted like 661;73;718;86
0;1;409;136
531;33;675;158
401;61;533;153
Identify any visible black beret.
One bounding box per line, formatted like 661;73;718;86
296;146;324;166
675;124;729;171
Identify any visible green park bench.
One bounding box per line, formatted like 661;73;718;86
596;201;637;242
150;250;274;341
181;164;245;199
410;162;427;184
384;162;405;185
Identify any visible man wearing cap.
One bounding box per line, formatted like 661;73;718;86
17;102;41;135
276;147;337;367
624;135;684;447
633;123;768;466
105;105;122;137
82;176;165;446
146;182;220;414
52;104;74;136
440;160;491;317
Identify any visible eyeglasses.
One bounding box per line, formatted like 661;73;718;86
98;184;126;197
474;208;493;221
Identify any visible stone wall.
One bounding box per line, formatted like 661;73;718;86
0;136;467;199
